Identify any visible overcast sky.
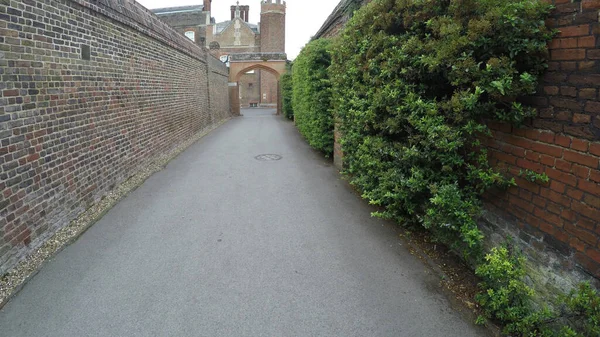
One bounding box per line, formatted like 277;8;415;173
136;0;341;59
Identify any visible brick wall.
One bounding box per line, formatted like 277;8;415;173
208;54;231;120
482;0;600;287
0;0;230;274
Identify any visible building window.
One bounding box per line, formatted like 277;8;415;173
185;31;195;41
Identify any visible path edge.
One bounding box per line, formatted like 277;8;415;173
0;118;231;309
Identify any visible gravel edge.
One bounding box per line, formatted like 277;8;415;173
0;119;230;309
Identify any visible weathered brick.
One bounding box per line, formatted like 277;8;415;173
561;62;577;71
570;237;587;252
571;139;590;152
583;0;600;10
555;158;572;172
565;223;598;246
564;125;595;139
538;132;555;144
572;201;600;221
542;187;574;207
566;186;585;200
579;61;598;71
555;135;572;147
575;253;600;276
591;170;600;183
540;154;555;166
552;49;587;60
580;88;597;99
530;142;564;157
587;250;600;266
578;36;596;47
567;74;600;85
579;180;599;196
544;86;559;95
560;86;577;97
564;150;599;169
539;222;556;235
591;143;600;157
589;49;600;60
550;180;566;193
573;114;591;123
584;194;600;208
585;101;600;113
0;0;231;274
558;25;590;37
572;164;591;179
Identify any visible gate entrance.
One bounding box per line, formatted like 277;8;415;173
228;53;287;116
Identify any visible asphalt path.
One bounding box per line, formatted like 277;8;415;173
0;109;487;336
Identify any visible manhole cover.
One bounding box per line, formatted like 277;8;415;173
255;154;282;161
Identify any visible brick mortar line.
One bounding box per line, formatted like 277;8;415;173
0;117;231;309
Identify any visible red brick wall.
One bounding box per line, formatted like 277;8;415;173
260;70;278;106
484;0;600;279
0;0;230;274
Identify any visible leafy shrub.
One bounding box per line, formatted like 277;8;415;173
328;0;553;255
559;283;600;336
281;71;294;120
476;247;600;336
475;246;554;335
292;38;334;155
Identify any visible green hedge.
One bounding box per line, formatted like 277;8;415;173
281;66;294;119
292;39;334;155
290;0;600;334
329;0;553;256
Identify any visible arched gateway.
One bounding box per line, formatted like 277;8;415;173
228;52;288;116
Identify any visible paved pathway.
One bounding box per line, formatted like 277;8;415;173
0;109;487;336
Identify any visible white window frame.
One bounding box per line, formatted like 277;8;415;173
185;31;195;41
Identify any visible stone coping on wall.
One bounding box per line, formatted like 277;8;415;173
69;0;208;63
208;54;230;77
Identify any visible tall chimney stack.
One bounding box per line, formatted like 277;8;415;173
242;5;249;22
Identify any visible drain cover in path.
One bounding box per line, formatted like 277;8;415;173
255;154;282;161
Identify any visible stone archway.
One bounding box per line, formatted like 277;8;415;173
228;53;287;116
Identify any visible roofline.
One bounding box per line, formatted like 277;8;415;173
312;0;362;40
151;6;205;15
214;18;259;35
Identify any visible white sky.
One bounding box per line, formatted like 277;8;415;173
135;0;340;59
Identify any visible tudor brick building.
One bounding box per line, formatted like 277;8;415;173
152;0;286;108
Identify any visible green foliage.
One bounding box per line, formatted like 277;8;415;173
290;0;600;335
475;246;553;335
281;70;294;120
519;169;550;184
559;283;600;336
292;39;334;155
476;247;600;336
328;0;553;255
